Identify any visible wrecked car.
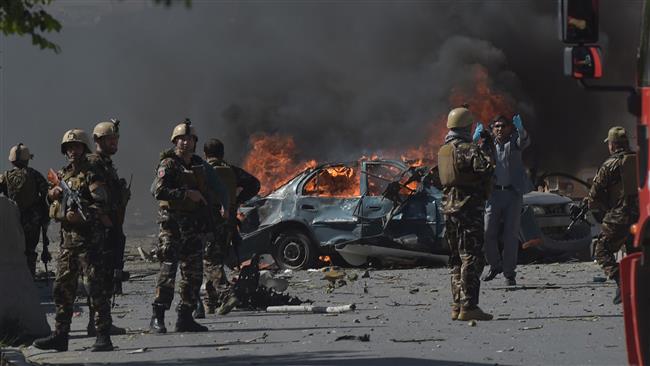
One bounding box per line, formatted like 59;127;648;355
235;160;596;269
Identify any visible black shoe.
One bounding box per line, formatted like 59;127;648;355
193;302;205;319
87;320;127;337
149;304;167;334
613;287;622;305
33;332;69;352
481;267;502;282
505;276;516;286
90;334;114;352
175;306;208;332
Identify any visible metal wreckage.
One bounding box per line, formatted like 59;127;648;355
230;159;597;270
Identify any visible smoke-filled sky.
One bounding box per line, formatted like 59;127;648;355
0;0;643;225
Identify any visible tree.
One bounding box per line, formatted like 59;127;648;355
0;0;191;54
0;0;62;53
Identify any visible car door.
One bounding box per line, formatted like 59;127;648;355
296;162;361;245
359;161;404;237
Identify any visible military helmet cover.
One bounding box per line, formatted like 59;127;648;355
446;107;474;129
60;128;91;154
8;143;33;162
170;118;197;143
93;118;120;138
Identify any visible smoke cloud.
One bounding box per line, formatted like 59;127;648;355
0;1;642;229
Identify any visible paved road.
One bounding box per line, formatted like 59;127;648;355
21;238;626;365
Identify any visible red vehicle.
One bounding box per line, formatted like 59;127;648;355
561;1;649;364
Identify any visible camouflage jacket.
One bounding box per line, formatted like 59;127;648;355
153;149;225;218
52;158;109;232
0;166;48;213
587;149;639;225
88;153;130;223
440;137;494;215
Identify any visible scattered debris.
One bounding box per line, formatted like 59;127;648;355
519;325;543;331
216;333;269;348
361;270;370;278
386;301;430;307
335;334;370;342
592;276;607;283
468;320;477;327
390;337;445;343
497;347;516;353
259;271;289;292
409;288;419;294
126;348;149;354
347;273;359;281
266;304;356;314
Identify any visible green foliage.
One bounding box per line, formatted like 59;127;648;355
0;0;62;53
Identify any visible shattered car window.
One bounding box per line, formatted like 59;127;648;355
302;164;361;197
366;163;403;196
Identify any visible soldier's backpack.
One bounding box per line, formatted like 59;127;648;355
437;140;480;187
5;168;37;210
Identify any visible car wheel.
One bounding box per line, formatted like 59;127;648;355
273;230;318;270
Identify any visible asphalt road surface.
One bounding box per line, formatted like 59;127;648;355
20;237;626;366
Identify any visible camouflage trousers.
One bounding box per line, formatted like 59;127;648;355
444;209;486;310
202;229;230;308
153;210;205;311
53;229;111;335
20;207;46;277
593;221;634;280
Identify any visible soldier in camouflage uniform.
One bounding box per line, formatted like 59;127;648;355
0;143;50;277
437;107;495;321
587;126;639;305
197;138;260;316
33;129;115;352
149;120;212;333
86;119;130;337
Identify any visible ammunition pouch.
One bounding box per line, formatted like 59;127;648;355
438;141;481;187
49;200;65;221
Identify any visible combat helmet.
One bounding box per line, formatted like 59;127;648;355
8;143;33;162
60;129;91;154
93;118;120;139
170;118;197;143
446;107;474;129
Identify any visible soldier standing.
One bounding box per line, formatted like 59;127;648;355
198;138;260;316
149;120;211;333
33;129;115;352
86;119;130;336
587;126;639;304
0;143;50;277
437;107;495;321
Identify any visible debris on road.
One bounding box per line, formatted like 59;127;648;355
468;320;477;327
126;348;149;354
266;304;356;314
520;325;543;331
390;337;445;343
335;334;370;342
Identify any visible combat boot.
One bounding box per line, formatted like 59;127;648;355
90;333;114;352
175;305;208;332
193;301;205;319
451;305;460;320
458;306;494;321
33;332;69;352
149;304;167;334
87;320;127;337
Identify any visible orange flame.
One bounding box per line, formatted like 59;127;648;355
242;65;513;196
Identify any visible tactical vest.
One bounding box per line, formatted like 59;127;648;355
438;140;481;187
608;152;638;207
5;168;37;210
159;161;208;212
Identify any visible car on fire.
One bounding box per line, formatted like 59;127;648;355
234;159;597;270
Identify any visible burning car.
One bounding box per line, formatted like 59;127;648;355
235;160;596;269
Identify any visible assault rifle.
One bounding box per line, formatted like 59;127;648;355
47;169;88;222
566;200;589;232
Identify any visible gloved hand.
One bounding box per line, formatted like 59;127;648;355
472;122;484;142
513;114;524;131
41;246;51;264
